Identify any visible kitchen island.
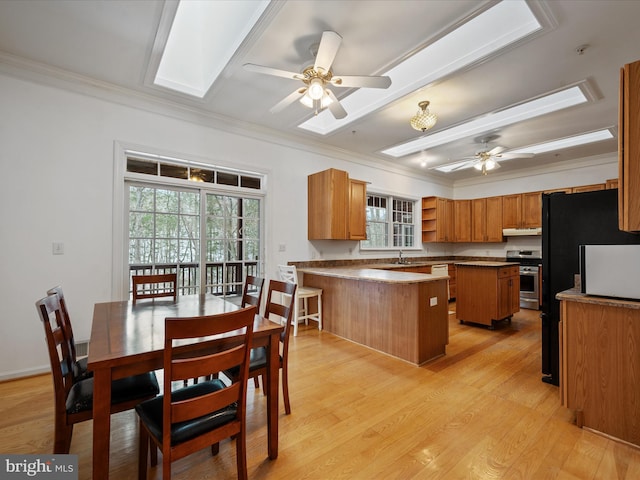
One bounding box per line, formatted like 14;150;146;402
455;261;520;328
299;267;449;365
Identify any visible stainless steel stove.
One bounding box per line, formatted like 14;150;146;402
506;250;542;310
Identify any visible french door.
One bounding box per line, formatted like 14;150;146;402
128;183;262;298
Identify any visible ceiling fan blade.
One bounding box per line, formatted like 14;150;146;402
488;146;505;155
243;63;304;81
429;159;477;172
270;88;306;114
330;75;392;89
500;152;535;160
326;89;347;119
314;31;342;74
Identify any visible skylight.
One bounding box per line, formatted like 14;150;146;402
507;129;614;155
298;0;544;135
382;83;592;158
154;0;270;98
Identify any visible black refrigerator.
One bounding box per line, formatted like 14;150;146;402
541;188;640;386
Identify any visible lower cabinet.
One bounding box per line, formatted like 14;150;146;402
455;263;519;328
559;292;640;447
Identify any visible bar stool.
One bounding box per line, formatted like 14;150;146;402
277;265;322;336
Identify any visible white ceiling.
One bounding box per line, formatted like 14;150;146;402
0;0;637;182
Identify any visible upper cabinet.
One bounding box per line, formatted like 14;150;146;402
619;59;640;232
308;168;367;240
422;197;454;242
348;179;367;240
454;200;472;242
502;192;541;229
472;196;504;242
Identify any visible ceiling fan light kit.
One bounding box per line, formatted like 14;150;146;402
410;100;438;132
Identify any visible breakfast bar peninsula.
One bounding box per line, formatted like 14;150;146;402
298;267;449;365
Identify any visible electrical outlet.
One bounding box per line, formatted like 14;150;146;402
278;244;286;252
430;297;438;306
52;242;64;255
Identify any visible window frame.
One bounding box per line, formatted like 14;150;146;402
360;191;420;251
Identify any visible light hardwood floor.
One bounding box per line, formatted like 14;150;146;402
3;305;640;479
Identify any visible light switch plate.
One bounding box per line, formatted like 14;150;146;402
52;242;64;255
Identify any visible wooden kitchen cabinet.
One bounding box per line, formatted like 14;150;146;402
448;263;457;299
472;196;504;242
308;168;367;240
619;59;640;232
558;290;640;447
454;199;472;242
422;196;454;242
571;183;605;193
606;178;619;189
455;263;519;328
502;192;541;229
349;179;367;240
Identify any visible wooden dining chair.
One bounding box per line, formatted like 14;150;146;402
135;306;256;480
224;279;297;415
35;294;160;454
132;273;178;305
278;264;322;336
46;286;92;381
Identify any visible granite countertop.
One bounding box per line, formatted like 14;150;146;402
298;267;449;284
556;288;640;309
455;261;520;268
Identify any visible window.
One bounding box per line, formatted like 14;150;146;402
125;151;263;300
361;193;416;249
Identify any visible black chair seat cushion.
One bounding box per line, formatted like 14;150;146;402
66;371;160;415
73;357;93;381
224;346;282;379
135;379;237;446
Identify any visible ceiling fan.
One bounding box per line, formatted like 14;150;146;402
433;139;535;175
243;31;392;119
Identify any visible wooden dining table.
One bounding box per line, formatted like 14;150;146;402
87;294;284;480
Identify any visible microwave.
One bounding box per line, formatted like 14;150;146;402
580;245;640;300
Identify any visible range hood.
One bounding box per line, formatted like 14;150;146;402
502;227;542;236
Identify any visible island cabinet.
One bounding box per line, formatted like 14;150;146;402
455;262;519;328
422;196;454;242
308;168;367;240
619;59;640;232
300;268;449;365
472;196;504;242
557;290;640;447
